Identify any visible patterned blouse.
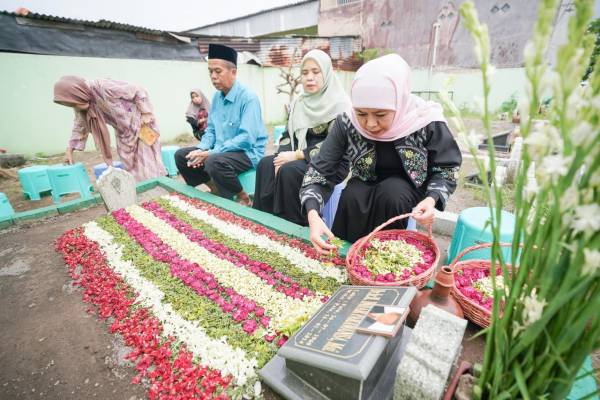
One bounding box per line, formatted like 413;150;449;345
300;113;462;214
276;119;335;163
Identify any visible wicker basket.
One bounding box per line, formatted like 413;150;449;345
449;242;513;328
346;213;440;288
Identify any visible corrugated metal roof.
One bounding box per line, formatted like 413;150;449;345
0;10;168;36
0;9;363;71
197;36;362;71
185;0;317;32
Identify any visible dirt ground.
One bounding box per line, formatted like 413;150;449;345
0;203;148;400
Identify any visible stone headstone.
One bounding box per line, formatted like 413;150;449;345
97;167;136;212
260;285;417;400
393;305;468;400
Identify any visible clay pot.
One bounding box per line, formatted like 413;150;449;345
408;266;464;325
443;361;473;400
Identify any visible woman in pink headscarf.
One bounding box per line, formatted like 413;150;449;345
54;76;167;181
299;54;462;253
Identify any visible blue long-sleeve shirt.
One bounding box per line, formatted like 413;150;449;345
197;80;267;167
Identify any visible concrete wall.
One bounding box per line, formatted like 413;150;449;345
411;67;528;113
0;52;354;156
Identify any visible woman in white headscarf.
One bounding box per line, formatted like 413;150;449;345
253;49;351;225
299;54;462;253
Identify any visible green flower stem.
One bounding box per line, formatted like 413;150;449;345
445;1;599;398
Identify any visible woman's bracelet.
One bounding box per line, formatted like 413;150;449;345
295;149;304;160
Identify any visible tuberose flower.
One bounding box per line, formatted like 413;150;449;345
522;288;547;328
572;204;600;235
582;248;600;276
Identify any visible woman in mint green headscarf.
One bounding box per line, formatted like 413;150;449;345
253;49;351;225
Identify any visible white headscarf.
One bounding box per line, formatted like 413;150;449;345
287;49;351;150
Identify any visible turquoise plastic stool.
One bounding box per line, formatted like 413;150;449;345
0;192;15;219
567;356;599;399
161;145;180;177
47;163;93;203
93;161;124;179
448;207;516;263
273;125;286;145
18;165;51;200
238;168;256;196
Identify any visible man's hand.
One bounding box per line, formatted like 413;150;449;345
185;150;209;168
412;196;436;226
308;209;336;255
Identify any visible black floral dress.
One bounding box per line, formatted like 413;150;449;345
300;113;462;242
253;119;335;226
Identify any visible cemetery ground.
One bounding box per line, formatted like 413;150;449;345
1;120;597;399
0;187;486;400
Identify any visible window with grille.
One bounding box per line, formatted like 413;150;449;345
337;0;360;5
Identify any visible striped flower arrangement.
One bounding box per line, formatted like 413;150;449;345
55;194;347;399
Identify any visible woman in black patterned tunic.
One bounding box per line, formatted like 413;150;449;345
300;54;462;252
253;49;350;225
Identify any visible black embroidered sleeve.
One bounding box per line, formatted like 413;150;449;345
303;119;335;163
424;121;462;211
299;115;350;215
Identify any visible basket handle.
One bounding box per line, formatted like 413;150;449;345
354;212;432;254
449;241;516;268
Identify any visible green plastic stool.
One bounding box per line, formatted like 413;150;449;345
448;207;516;264
0;192;15;219
161;145;180;177
47;163;93;203
18;165;51;200
238;168;256;196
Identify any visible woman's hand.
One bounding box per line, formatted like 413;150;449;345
307;209;336;255
274;151;301;175
64;148;74;165
273;151;297;167
412;196;436;226
141;113;154;125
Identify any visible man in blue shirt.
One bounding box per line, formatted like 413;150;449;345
175;44;267;205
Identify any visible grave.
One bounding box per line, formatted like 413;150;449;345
260;285;417;400
96;167;136;212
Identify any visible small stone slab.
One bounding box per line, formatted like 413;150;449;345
97;168;136;212
394;305;468;400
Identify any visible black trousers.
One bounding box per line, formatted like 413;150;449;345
332;176;425;243
253;155;308;226
175;147;252;199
